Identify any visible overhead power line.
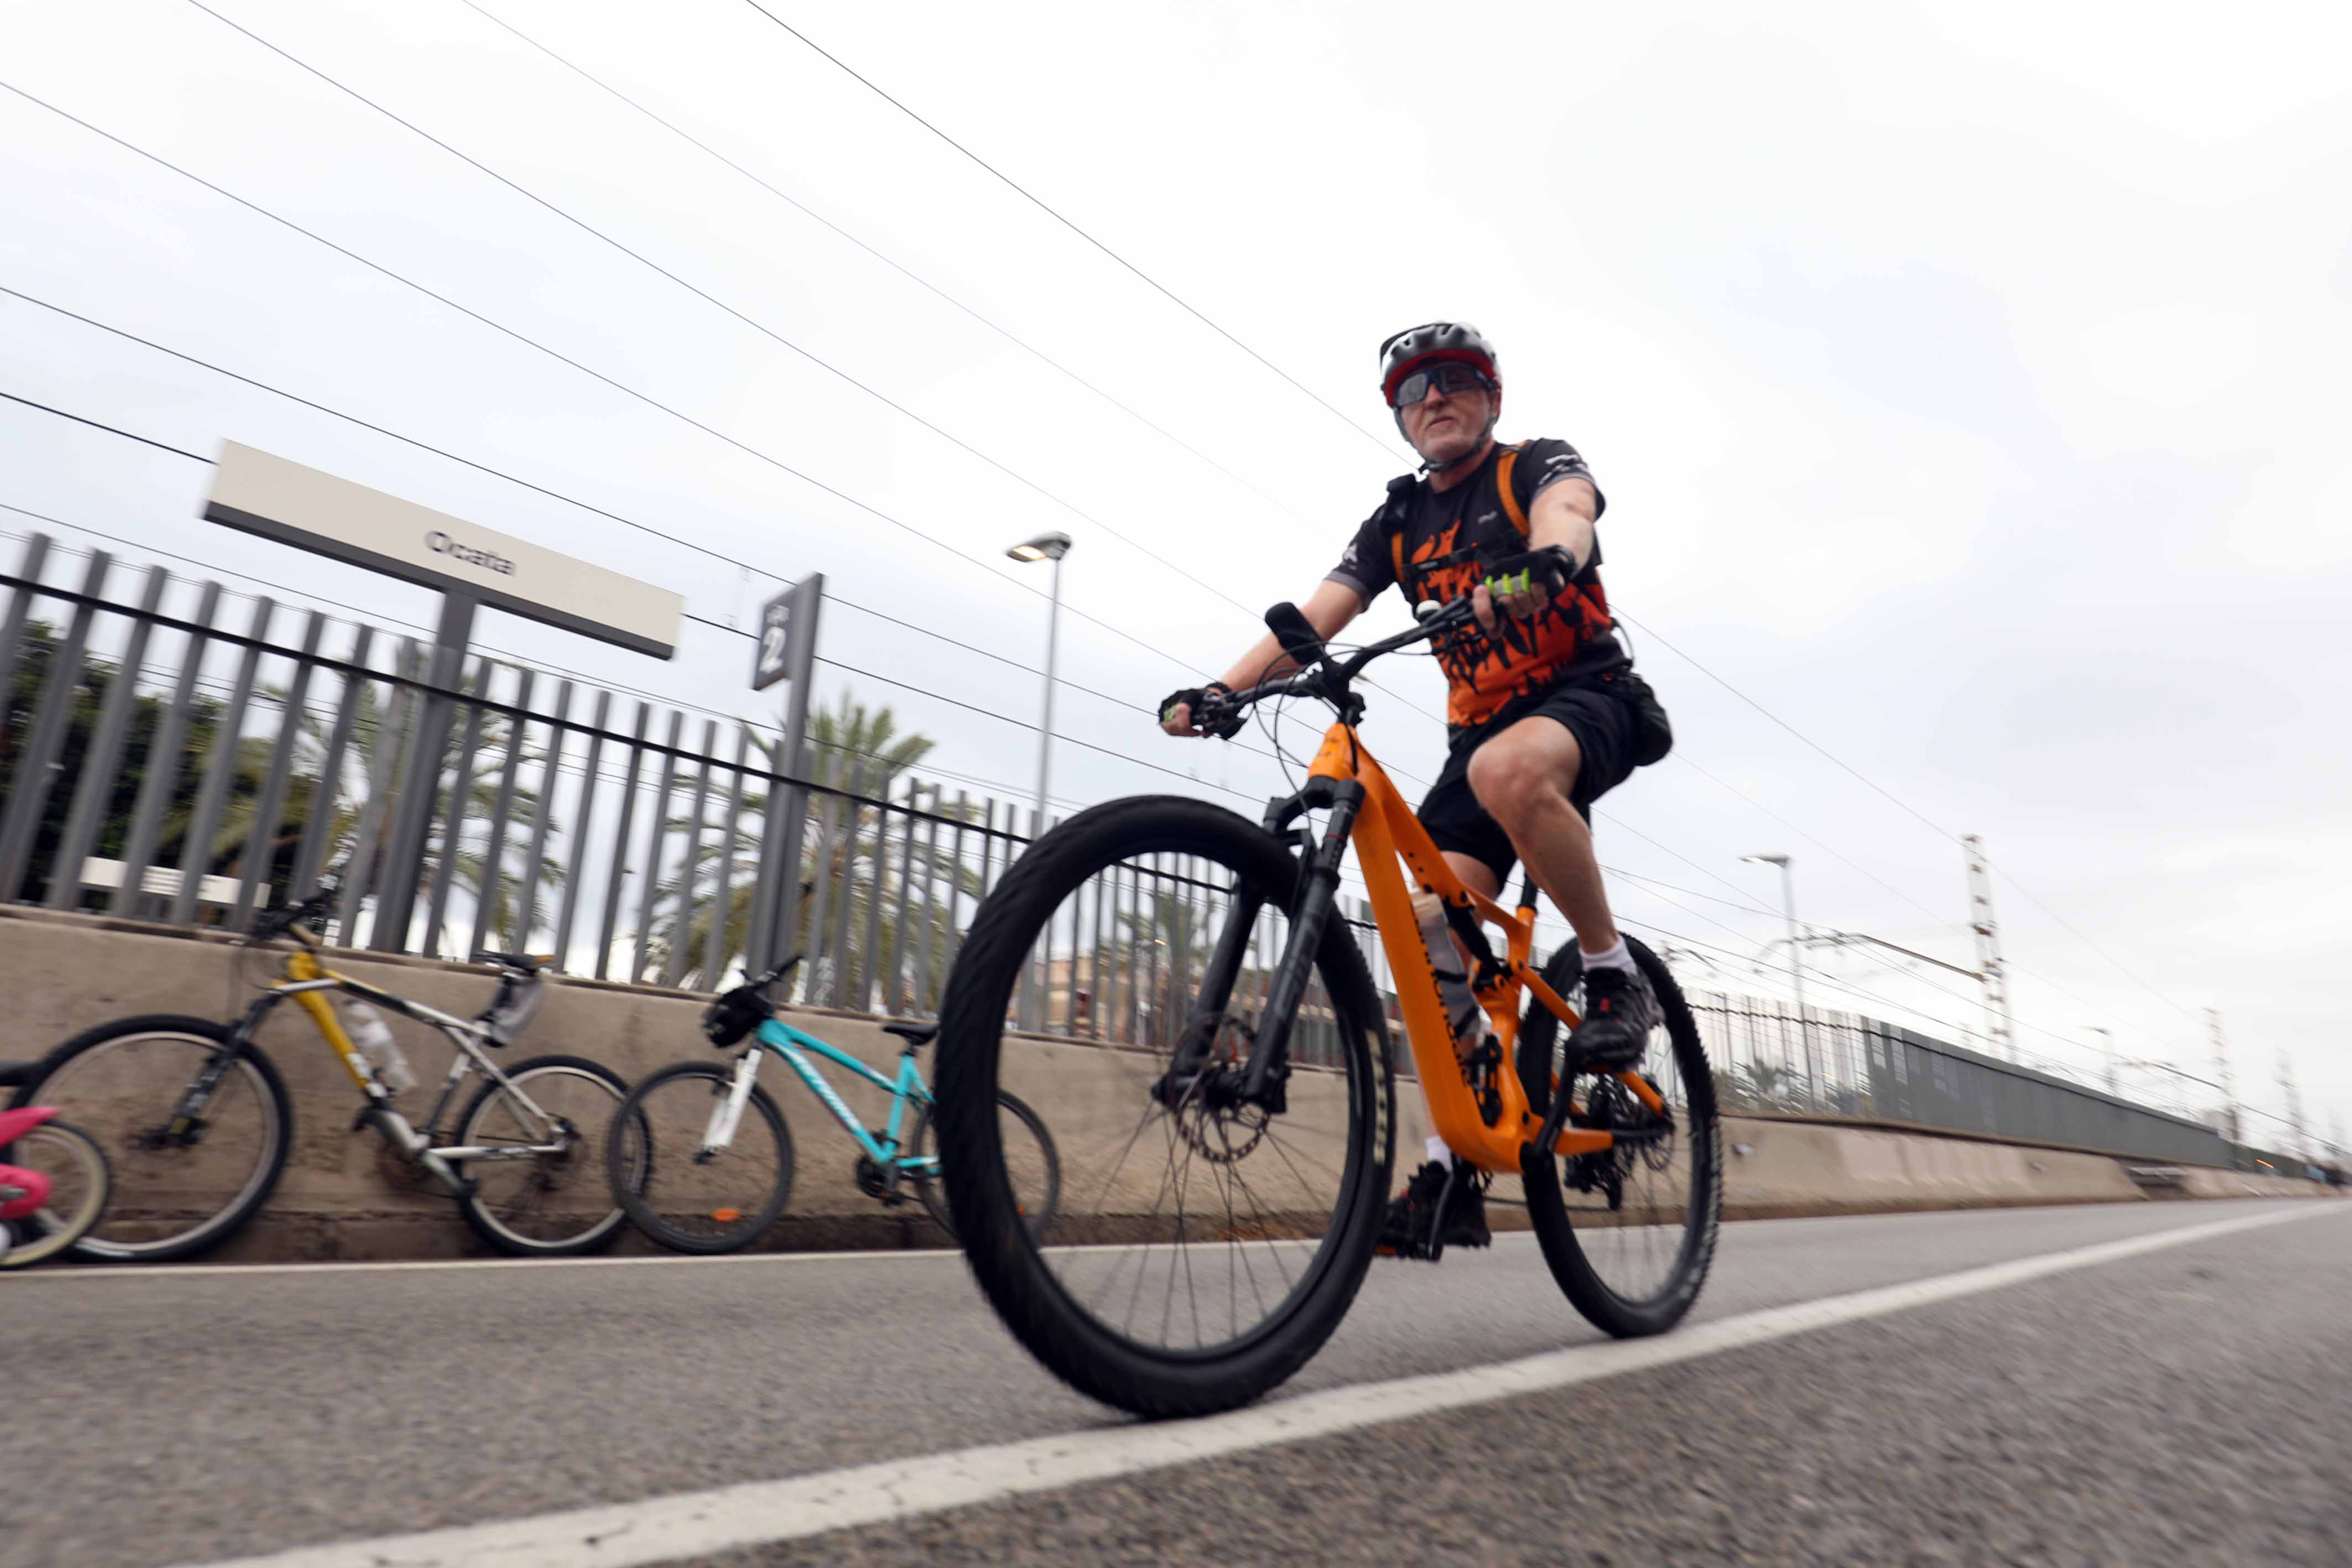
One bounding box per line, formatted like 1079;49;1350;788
733;0;2203;1039
1623;609;2210;1035
184;0;1283;642
1619;611;1959;840
1624;918;2127;1088
0;389;206;462
0;312;1088;702
0;79;1210;684
454;0;1315;540
1668;750;1956;929
737;0;1402;459
12;27;2203;1035
166;8;1457;738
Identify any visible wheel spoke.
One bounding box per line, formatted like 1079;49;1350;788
613;1065;789;1254
1520;944;1719;1329
27;1028;284;1259
461;1064;626;1253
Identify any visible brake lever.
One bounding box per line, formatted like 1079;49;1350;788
1198;697;1247;741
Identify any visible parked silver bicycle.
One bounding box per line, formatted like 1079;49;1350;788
11;881;641;1261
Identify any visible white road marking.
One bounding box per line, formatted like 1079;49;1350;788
167;1201;2341;1568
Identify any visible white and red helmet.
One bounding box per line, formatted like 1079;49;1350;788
1378;321;1501;407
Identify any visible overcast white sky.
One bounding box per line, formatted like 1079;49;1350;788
3;0;2345;1149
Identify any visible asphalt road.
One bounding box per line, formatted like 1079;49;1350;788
9;1200;2346;1568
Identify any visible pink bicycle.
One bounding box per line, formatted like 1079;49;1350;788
0;1063;111;1269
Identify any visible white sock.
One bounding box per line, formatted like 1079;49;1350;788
1426;1136;1453;1168
1579;937;1635;976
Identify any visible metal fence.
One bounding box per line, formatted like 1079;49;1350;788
1687;991;2233;1165
0;532;2266;1160
0;534;1362;1064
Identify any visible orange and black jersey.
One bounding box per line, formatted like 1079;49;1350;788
1326;439;1628;730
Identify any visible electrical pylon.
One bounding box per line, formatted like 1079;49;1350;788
1961;834;2015;1061
2206;1008;2241;1143
2276;1049;2308;1162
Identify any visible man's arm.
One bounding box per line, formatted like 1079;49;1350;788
1527;476;1599;569
1162;579;1367;736
1477;477;1598;632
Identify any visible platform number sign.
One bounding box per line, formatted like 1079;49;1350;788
753;590;794;691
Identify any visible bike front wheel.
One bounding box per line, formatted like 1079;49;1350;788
1517;936;1723;1336
12;1015;290;1262
935;795;1396;1419
606;1059;794;1254
453;1054;635;1257
1;1119;114;1269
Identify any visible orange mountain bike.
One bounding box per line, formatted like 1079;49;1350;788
935;597;1721;1418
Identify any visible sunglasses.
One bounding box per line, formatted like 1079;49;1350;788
1389;362;1494;409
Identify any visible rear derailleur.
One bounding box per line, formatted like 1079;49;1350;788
1563;1074;1672;1212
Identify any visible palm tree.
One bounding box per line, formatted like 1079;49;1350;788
643;690;976;997
163;668;565;948
1720;1059;1802;1111
1093;886;1214;1048
1;621;218;904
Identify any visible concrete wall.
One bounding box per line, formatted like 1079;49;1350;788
2;908;2334;1262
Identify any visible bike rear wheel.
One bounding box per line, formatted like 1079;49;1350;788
0;1120;113;1269
908;1090;1059;1242
12;1016;290;1263
454;1055;635;1257
606;1059;794;1254
935;795;1394;1418
1517;936;1722;1336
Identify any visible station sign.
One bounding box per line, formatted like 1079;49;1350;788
204;441;684;658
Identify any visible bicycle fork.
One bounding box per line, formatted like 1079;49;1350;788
1155;779;1364;1115
698;1050;763;1159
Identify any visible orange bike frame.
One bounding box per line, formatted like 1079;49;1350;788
1302;720;1661;1174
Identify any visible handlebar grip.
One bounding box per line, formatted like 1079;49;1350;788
1264;602;1325;668
1482;545;1579;594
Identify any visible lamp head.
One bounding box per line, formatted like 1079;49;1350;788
1742;853;1791;869
1007;532;1073;563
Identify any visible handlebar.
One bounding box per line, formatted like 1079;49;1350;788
1194;595;1482;733
245;881;341;947
745;953;805;995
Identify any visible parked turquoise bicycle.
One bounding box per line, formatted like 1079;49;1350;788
605;957;1059;1254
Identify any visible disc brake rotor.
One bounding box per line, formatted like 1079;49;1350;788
1174;1015;1268;1165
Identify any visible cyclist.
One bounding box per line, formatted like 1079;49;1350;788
1161;321;1672;1257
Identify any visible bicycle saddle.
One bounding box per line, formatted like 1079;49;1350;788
881;1022;938;1048
473;950;548;974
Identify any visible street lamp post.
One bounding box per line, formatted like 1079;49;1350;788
1743;853;1818;1105
1006;532;1073;830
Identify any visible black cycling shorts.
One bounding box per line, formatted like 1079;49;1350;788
1418;668;1646;886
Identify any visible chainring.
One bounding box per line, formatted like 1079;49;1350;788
853;1153;902;1204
